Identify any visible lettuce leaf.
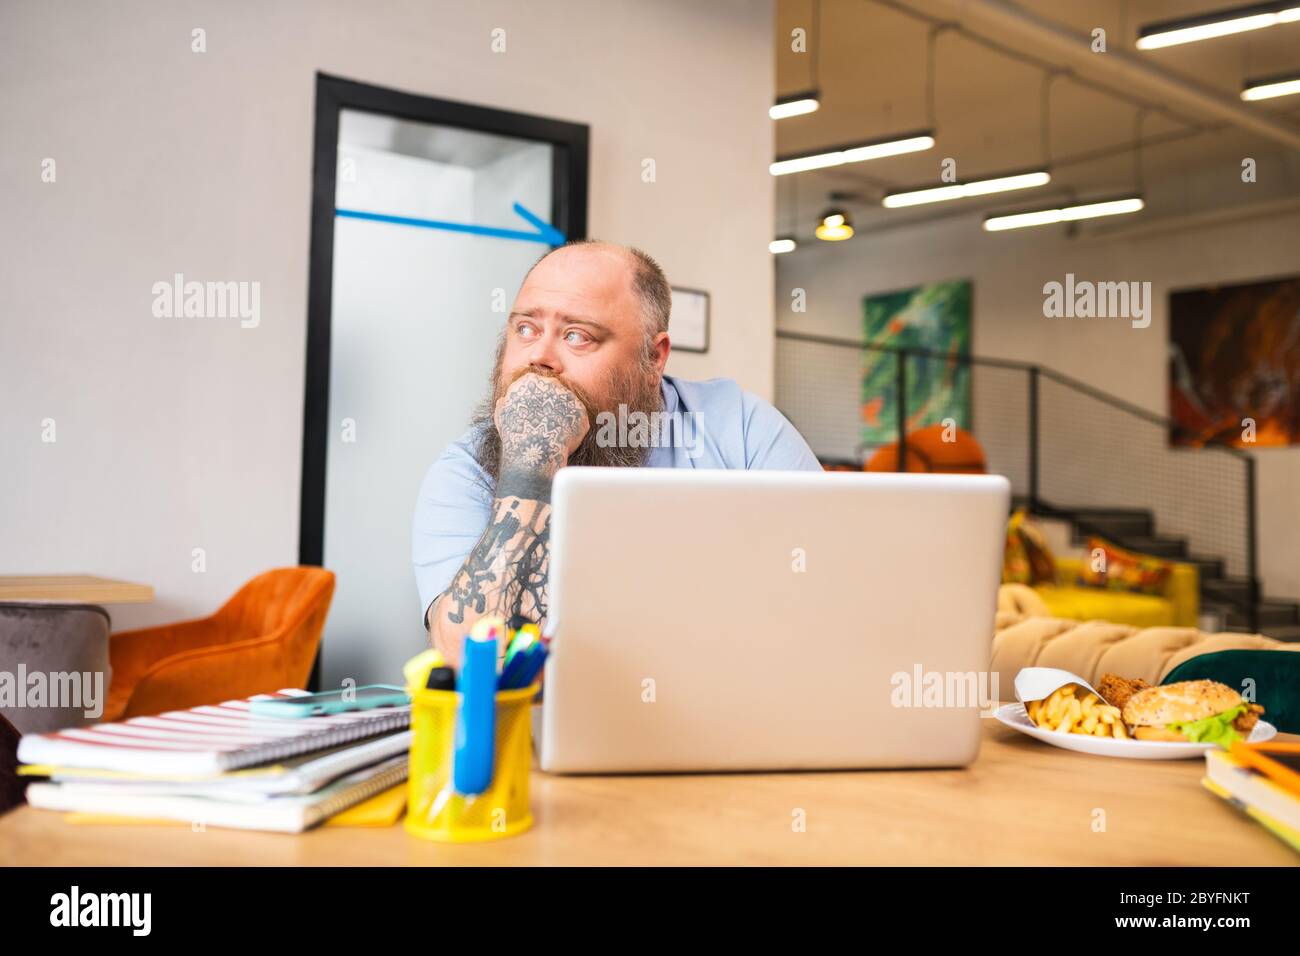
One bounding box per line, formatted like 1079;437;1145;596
1168;702;1249;747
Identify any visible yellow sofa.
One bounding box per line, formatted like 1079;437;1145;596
1030;555;1199;629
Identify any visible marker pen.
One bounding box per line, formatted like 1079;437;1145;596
453;631;498;795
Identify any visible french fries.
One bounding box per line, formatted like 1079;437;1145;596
1025;684;1129;739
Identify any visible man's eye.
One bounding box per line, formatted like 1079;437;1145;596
563;329;591;345
516;323;538;339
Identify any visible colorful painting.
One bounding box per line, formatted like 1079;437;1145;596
1168;276;1300;447
862;280;972;448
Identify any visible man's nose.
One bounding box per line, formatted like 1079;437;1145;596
529;329;564;373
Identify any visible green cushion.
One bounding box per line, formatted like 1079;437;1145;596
1163;650;1300;735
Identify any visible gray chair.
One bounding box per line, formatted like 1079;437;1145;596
0;602;112;735
1;712;23;812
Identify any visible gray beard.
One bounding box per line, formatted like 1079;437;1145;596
471;367;664;488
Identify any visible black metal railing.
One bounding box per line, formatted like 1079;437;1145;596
774;330;1260;630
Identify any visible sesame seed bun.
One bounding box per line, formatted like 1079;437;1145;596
1122;680;1241;728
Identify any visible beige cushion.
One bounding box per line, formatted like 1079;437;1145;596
991;614;1299;693
996;584;1049;622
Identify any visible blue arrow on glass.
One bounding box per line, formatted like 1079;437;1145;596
335;201;565;246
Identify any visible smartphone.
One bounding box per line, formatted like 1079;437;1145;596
248;685;410;719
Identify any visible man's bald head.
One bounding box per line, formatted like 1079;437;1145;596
522;239;671;339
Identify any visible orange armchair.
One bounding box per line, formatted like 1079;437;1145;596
102;567;335;722
866;423;987;473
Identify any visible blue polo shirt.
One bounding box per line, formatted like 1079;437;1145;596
411;375;821;617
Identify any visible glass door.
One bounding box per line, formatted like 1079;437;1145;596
301;76;588;687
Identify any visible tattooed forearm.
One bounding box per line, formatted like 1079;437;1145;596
428;372;589;665
444;498;550;626
497;464;555;503
432;496;552;665
505;506;550;623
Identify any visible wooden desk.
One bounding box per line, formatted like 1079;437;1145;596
0;575;154;605
2;719;1295;866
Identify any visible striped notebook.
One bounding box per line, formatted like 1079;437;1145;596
16;689;411;776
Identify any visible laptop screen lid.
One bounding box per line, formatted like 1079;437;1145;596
540;468;1010;773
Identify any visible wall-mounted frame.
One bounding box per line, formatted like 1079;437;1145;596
669;286;710;353
300;73;589;688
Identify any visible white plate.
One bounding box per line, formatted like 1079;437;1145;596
993;703;1277;760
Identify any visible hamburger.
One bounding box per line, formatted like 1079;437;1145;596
1121;680;1263;745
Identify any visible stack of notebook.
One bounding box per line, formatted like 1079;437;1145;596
17;690;411;833
1202;747;1300;853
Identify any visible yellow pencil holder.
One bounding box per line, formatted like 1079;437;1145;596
404;681;539;843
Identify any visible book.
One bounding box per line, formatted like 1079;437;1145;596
20;731;412;799
1203;748;1300;853
16;689;411;776
1201;778;1300;854
26;754;409;833
1205;748;1300;830
324;782;407;827
61;782;409;828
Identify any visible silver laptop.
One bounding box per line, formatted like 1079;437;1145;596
538;468;1010;773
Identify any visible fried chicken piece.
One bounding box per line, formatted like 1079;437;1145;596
1234;703;1264;734
1097;673;1151;712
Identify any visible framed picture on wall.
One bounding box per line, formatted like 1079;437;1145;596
1168;275;1300;447
861;279;973;451
670;286;709;353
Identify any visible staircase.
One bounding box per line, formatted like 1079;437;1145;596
1028;501;1300;642
773;331;1298;641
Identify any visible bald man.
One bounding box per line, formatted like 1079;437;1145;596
413;240;820;666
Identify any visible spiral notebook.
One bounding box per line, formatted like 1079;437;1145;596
16;689;412;776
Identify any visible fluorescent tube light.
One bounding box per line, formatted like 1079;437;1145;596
1242;71;1300;100
883;170;1051;208
771;91;821;120
1137;3;1300;49
770;132;935;176
769;238;797;254
983;197;1145;232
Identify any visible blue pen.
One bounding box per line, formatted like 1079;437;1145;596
453;631;497;795
511;642;549;690
499;633;536;689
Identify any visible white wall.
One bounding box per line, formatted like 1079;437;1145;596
775;205;1300;601
0;0;775;636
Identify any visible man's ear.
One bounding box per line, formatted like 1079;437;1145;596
651;332;670;373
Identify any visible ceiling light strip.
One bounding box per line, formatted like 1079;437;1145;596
983;197;1145;232
770;132;935;176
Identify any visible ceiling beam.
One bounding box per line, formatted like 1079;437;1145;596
911;0;1300;151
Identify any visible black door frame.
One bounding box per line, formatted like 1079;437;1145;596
300;73;590;689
